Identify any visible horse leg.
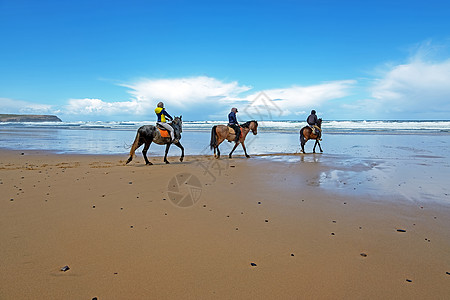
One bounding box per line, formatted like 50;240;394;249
228;142;240;158
241;141;250;158
313;140;317;153
164;143;171;164
142;142;153;165
126;140;144;164
174;141;184;162
317;140;323;153
215;138;224;159
300;129;306;153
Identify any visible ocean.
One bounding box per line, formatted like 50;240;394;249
1;119;450;203
1;120;449;155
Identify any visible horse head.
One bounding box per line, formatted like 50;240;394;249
171;116;183;140
250;120;258;135
317;118;322;128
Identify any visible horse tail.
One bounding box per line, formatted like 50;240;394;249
210;126;217;150
126;131;141;164
300;127;305;145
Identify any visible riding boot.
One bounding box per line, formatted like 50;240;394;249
234;131;240;142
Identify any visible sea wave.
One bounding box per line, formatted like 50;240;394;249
1;120;450;133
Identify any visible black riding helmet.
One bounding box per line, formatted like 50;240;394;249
311;110;316;114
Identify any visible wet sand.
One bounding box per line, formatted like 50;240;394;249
1;149;450;299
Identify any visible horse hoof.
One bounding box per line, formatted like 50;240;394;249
229;155;232;159
165;161;170;164
246;155;250;158
180;157;184;162
146;162;153;165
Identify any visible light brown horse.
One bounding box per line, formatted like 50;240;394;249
210;120;258;158
299;118;323;153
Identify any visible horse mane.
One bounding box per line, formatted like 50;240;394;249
241;120;258;128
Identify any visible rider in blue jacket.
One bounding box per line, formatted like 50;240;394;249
228;107;241;142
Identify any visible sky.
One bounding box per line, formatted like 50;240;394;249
1;0;450;121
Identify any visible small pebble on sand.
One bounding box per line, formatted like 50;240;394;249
360;253;367;257
397;229;407;232
406;279;412;283
250;263;257;267
60;266;70;272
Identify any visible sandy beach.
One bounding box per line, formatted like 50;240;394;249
1;149;450;299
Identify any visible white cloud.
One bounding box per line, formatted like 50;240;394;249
370;59;450;113
121;76;252;109
64;76;253;119
0;98;54;114
66;98;142;115
351;42;450;119
62;77;356;120
239;80;356;119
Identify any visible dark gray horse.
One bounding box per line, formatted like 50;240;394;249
126;116;184;165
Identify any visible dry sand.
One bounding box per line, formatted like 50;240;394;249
1;149;450;299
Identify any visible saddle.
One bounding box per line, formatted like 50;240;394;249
310;125;322;140
228;126;243;137
156;124;171;138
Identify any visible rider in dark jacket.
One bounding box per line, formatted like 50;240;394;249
307;110;319;135
228;107;241;142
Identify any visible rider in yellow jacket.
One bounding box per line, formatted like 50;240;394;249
155;102;175;142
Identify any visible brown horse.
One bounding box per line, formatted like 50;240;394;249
210;120;258;158
300;118;323;153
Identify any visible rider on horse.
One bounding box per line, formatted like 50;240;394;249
307;110;320;136
155;102;176;143
228;107;241;142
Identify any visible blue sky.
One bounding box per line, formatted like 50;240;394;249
1;0;450;121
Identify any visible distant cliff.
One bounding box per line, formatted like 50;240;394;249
0;114;62;122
